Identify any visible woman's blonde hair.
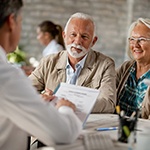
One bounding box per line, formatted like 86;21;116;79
126;18;150;59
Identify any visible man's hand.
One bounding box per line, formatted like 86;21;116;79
56;98;76;112
41;88;55;102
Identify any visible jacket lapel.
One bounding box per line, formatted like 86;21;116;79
77;67;92;85
77;50;95;85
54;50;96;86
55;51;67;83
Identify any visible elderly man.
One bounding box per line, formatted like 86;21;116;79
0;1;82;150
29;12;116;113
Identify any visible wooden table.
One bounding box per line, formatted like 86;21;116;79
36;114;150;150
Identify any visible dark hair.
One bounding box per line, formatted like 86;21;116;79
38;20;65;49
0;0;23;28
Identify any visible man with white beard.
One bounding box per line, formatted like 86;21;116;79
29;12;116;113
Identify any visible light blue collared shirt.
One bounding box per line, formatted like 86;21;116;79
66;55;87;84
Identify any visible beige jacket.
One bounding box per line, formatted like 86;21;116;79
116;60;150;119
29;50;116;113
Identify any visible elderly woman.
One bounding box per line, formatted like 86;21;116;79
116;18;150;119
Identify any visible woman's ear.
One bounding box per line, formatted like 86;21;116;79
44;32;50;39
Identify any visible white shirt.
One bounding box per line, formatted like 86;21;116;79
0;46;82;150
42;39;63;56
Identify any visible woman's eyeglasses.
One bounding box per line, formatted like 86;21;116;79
128;37;150;45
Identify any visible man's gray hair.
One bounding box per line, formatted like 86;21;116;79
64;12;96;36
126;18;150;59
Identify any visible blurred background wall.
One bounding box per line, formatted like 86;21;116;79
20;0;150;67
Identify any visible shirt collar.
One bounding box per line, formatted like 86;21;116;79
130;62;150;81
47;39;57;47
66;54;87;69
0;46;7;62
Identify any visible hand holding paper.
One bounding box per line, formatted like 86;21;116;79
52;82;99;127
56;98;76;112
41;88;55;102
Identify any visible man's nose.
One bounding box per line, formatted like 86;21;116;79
74;35;82;45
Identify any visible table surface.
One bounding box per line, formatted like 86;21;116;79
37;114;150;150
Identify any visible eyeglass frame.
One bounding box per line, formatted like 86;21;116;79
128;37;150;44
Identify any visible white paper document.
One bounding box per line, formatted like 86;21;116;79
52;82;99;127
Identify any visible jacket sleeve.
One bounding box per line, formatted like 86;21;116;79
29;57;48;93
92;58;116;113
141;87;150;119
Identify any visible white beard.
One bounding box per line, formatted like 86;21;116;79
66;43;91;58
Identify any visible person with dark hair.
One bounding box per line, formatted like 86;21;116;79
116;18;150;119
37;20;65;56
0;1;82;150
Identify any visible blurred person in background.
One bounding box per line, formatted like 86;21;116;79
37;20;65;56
116;18;150;119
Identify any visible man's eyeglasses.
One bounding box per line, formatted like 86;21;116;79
128;37;150;45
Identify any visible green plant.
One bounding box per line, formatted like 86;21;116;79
7;46;27;65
